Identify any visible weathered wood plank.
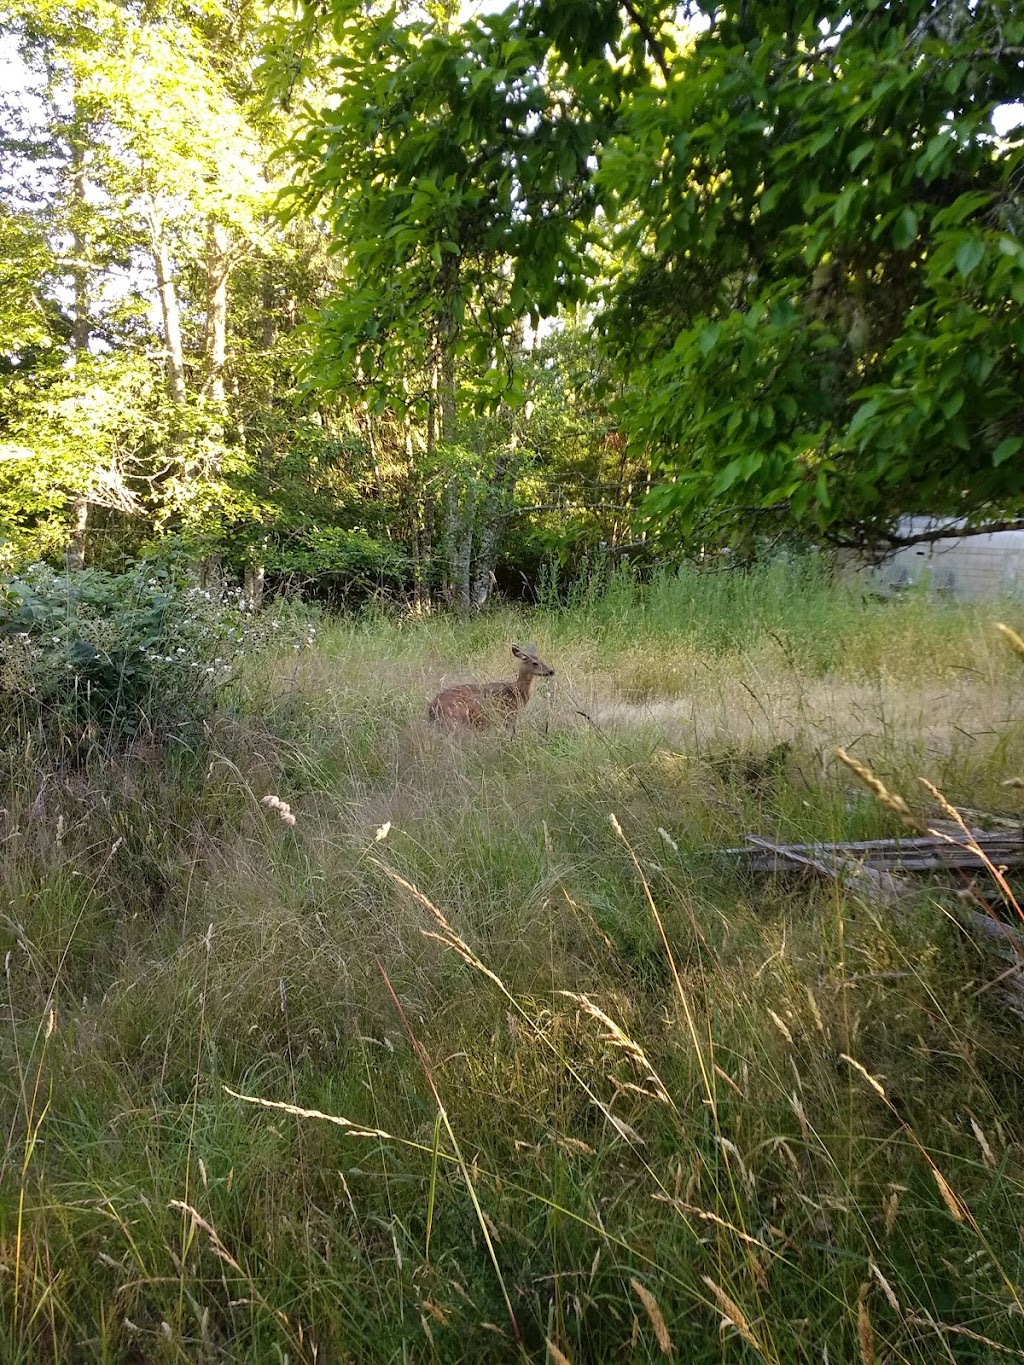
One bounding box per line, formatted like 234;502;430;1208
721;830;1024;877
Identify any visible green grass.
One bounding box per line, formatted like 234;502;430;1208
3;561;1024;1362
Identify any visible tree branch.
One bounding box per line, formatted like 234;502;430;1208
510;501;636;515
828;518;1024;551
618;0;671;81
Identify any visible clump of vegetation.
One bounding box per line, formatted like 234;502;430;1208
0;562;316;753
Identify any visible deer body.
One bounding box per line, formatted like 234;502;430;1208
428;644;555;728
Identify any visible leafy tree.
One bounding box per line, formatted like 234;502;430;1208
0;0;340;582
279;0;1024;561
595;1;1024;550
270;0;636;604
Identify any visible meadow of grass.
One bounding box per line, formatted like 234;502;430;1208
3;560;1024;1362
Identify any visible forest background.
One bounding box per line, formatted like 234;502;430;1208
1;0;1022;609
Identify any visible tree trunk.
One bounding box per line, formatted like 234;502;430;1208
471;447;517;609
203;218;232;402
436;309;464;604
67;138;91;567
240;267;277;601
440;476;460;606
65;496;89;572
243;563;265;604
260;269;276;351
439;334;456;444
196;219;235;587
197;556;223;593
68;136;92;350
456;508;474;611
147;200;187;404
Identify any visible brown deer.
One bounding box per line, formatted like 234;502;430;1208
428;643;555;729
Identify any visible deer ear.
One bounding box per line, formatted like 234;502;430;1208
522;642;538;656
511;644;525;659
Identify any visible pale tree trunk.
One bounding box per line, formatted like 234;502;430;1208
69;141;90;351
435;308;467;606
67;139;91;570
66;496;89;573
239;266;278;606
202;218;232;402
439;340;456;445
197;556;223;593
196;218;235;592
147;200;187;404
260;270;276;350
243;563;265;603
456;506;474;611
403;385;431;613
471;446;518;609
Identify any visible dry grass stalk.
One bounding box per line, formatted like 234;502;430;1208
840;1054;886;1099
857;1283;875;1365
559;991;673;1106
834;749;923;833
701;1276;765;1358
223;1087;391;1140
652;1198;773;1253
995;622;1024;663
916;776;1024;930
929;1166;965;1224
167;1201;244;1277
545;1339;574;1365
261;794;296;826
869;1260;901;1314
629;1277;673;1355
908;1314;1024;1357
840;1061;965;1223
373;861;507;991
767;1009;793;1044
969;1115;997;1169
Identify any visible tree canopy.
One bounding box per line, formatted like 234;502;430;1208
1;0;1022;597
275;0;1024;555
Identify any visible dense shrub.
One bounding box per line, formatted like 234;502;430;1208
0;563;315;751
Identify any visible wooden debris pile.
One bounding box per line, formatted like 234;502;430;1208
724;823;1024;1007
725;828;1024;881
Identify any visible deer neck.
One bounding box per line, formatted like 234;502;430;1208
514;667;536;702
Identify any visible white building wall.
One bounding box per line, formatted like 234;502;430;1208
842;517;1024;601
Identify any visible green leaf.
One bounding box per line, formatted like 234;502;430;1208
955;238;986;277
848;397;881;440
892;207;918;251
993;436;1022;467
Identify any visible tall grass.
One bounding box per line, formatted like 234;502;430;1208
2;561;1024;1362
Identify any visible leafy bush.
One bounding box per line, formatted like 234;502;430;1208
0;563;315;751
267;526;409;599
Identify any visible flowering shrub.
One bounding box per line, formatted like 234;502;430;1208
0;564;316;749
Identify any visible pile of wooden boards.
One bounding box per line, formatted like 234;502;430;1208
725;829;1024;880
723;824;1024;986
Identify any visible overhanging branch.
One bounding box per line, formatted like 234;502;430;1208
827;518;1024;551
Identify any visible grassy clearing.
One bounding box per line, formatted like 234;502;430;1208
3;562;1024;1362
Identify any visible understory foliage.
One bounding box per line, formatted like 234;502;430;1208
2;567;1024;1360
0;562;315;749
